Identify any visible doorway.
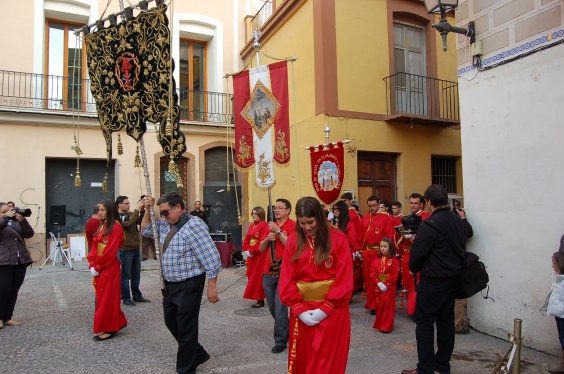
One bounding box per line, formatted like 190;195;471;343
357;152;397;216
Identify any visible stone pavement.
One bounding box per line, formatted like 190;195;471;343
0;260;558;374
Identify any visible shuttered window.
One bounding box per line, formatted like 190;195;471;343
431;156;457;193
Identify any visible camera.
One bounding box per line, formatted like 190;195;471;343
396;213;422;235
10;208;32;218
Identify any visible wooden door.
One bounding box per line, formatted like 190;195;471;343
357;152;397;216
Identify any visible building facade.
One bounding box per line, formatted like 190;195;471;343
456;0;563;354
240;0;464;216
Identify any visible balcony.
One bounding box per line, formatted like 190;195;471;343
0;70;233;125
250;0;273;34
383;72;460;127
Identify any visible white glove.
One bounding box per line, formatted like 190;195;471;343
298;311;319;327
309;308;327;323
90;267;99;277
242;251;252;260
353;251;363;260
377;281;388;292
327;212;335;221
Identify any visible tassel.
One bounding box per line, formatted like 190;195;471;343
167;159;177;176
134;145;142;167
399;291;405;310
237;214;242;225
74;169;81;188
288;319;299;374
102;173;109;193
175;167;183;189
117;133;123;155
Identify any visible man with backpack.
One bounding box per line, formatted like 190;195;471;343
401;184;473;374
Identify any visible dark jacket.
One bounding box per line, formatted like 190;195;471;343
0;217;34;266
119;210;141;250
189;209;208;225
409;207;473;278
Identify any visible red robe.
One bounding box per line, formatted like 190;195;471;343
279;228;353;374
400;210;430;315
85;216;101;251
361;213;395;309
242;220;269;300
340;222;363;294
263;219;296;273
370;254;400;332
87;223;127;334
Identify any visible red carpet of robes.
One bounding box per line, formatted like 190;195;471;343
279;228;353;374
370;255;400;332
87;223;127;334
242;221;269;300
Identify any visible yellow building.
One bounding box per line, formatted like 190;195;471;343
241;0;464;217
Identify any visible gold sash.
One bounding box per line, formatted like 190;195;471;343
296;279;334;302
249;238;258;246
365;244;380;251
97;242;106;256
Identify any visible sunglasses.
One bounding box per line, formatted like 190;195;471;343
160;209;171;217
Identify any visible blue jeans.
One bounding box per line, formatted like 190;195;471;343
262;274;289;348
119;249;142;301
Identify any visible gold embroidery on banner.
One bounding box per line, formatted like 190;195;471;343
257;153;272;185
275;129;289;162
237;135;252;165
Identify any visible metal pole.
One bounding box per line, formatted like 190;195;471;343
139;136;166;295
511;318;522;374
267;187;276;262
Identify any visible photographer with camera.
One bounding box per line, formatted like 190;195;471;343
0;202;34;329
259;198;295;354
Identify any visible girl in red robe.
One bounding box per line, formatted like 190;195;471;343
87;200;127;341
279;197;353;374
332;200;362;294
242;206;269;307
370;237;400;333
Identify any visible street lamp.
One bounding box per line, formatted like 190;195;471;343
424;0;475;52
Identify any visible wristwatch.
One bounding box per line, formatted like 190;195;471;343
276;231;282;236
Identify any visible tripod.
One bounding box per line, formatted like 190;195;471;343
40;228;73;270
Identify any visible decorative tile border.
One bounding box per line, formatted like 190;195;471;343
457;29;564;76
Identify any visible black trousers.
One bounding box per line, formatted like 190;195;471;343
0;263;29;322
163;274;207;374
415;275;460;374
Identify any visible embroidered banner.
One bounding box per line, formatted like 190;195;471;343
232;61;290;188
310;142;345;205
84;3;186;164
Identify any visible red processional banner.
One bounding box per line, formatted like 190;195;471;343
232;61;290;176
310;142;345;205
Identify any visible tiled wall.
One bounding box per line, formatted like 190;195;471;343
456;0;563;72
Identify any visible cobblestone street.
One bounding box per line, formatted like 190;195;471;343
0;262;558;374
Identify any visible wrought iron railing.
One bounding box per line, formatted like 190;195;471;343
383;72;459;123
250;0;273;32
0;70;233;124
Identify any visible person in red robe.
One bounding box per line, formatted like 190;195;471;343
370;238;400;333
332;200;362;293
279;197;353;374
362;195;395;312
401;193;430;316
242;206;269;307
87;199;127;341
85;205;101;251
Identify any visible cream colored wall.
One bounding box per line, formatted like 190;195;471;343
335;0;389;114
0;1;35;73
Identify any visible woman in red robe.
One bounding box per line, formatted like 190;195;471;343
370;237;400;333
87;200;127;341
279;197;353;374
332;200;363;294
242;206;269;307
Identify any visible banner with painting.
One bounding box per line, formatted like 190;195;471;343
310;142;345;205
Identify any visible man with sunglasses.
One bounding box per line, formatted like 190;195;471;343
141;192;221;374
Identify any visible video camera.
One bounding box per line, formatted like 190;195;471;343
8;207;32;219
394;213;422;236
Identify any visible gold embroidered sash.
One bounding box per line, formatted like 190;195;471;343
297;279;334;302
97;242;106;256
365;244;380;251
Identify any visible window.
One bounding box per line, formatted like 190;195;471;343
179;39;207;121
46;20;86;111
431;156;457;193
160;156;188;203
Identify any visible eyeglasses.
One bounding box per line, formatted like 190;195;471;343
160;209;171;217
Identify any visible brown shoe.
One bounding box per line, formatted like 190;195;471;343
251;300;265;308
6;319;22;326
401;369;418;374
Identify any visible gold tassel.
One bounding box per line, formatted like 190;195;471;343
167;159;177;176
175;168;183;189
102;173;109;193
134;145;142;168
74;169;81;188
117;133;123;155
288;318;299;374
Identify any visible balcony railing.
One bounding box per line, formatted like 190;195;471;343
250;0;273;32
0;70;233;125
383;72;460;126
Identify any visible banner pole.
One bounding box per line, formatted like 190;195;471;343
267;187;276;263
